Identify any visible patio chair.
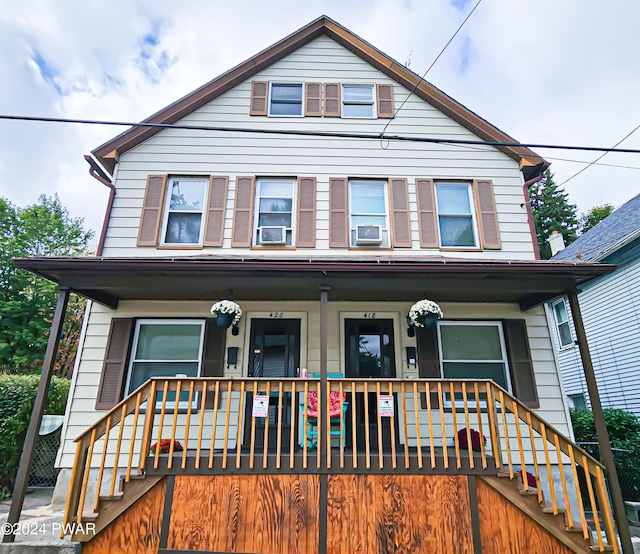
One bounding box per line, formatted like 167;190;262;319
300;374;348;449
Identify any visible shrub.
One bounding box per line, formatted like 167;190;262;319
0;374;70;498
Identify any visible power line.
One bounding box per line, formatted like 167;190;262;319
3;113;640;154
558;123;640;186
380;0;483;139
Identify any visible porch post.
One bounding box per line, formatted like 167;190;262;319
3;287;70;543
567;291;633;554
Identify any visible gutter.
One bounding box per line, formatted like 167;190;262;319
593;226;640;262
84;155;115;257
522;162;550;261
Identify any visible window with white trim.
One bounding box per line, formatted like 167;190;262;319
349;179;389;247
438;322;511;391
161;177;208;244
552;298;572;348
125;320;205;400
268;83;303;116
341;84;375;118
434;181;478;248
254;178;295;246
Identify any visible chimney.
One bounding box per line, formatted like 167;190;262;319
548;231;566;256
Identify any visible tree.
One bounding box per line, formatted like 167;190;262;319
528;169;579;259
0;195;94;374
580;204;614;235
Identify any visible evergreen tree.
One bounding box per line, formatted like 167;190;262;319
528;169;579;259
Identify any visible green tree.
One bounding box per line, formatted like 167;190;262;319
0;195;93;374
580;203;614;235
529;169;579;259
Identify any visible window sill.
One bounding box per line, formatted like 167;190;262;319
156;244;204;250
250;245;297;251
438;246;483;252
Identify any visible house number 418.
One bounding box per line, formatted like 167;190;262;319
363;312;377;319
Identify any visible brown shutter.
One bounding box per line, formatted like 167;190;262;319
202;176;228;247
376;84;394;118
202;319;227;408
329;177;348;248
415;178;439;248
296;177;316;247
231;177;256;247
324;83;341;117
389;178;411;247
137;175;167;246
305;83;322;116
416;326;441;408
250;81;268;116
503;319;539;408
474;179;501;250
96;319;134;410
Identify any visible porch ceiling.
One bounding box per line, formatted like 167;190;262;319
13;255;615;310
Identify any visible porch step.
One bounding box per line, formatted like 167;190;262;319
98;493;123;502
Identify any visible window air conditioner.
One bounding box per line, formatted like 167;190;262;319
259;226;287;245
355;224;382;245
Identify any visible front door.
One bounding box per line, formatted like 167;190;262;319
345;319;398;452
244;318;300;451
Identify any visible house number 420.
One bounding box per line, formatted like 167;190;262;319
269;312;284;318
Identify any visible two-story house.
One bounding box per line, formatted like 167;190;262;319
9;16;627;554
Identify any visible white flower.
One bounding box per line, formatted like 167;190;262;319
408;299;444;327
210;300;242;324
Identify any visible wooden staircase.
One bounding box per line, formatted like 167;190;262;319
481;472;615;553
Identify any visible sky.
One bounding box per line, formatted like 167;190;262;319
1;0;639;237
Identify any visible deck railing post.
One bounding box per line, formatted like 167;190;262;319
568;292;632;554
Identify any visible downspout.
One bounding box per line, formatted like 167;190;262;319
522;168;547;261
84;155;115;257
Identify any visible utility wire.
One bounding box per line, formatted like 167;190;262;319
3;114;640;154
558;123;640;186
380;0;483;139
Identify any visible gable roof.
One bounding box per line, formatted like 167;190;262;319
553;192;640;262
92;15;546;177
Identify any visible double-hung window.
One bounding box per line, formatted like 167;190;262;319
349;180;389;247
254;179;295;246
439;322;511;392
434;181;478;248
125;320;205;406
552;298;572;348
162;177;208;245
269;83;303;116
341;84;375;118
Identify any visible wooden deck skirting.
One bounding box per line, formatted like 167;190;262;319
64;377;620;553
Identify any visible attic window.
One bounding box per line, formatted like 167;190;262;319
342;84;375;118
269;83;303;116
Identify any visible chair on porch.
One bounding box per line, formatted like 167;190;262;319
300;374;348;449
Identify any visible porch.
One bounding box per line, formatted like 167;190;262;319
64;376;618;552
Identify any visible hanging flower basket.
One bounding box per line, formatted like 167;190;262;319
210;300;242;328
408;299;443;328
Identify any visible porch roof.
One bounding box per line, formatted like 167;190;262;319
13;255;615;310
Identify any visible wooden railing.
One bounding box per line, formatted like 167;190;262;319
62;377;619;552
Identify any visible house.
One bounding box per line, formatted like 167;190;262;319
5;16;631;554
548;193;640;417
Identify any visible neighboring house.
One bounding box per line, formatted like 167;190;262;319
549;192;640;417
12;16;623;554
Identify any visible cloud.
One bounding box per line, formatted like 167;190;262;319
0;0;638;237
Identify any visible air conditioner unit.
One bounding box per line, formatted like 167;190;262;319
259;226;287;245
355;224;382;245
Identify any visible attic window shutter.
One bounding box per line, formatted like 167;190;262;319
96;319;133;410
305;83;322;116
296;177;316;247
231;177;256;247
503;319;539;408
376;84;394;118
474;179;501;250
203;176;228;247
416;326;441;408
202;319;226;408
250;82;268;116
415;178;439;248
137;175;167;246
389;178;411;247
329;178;348;248
324;83;341;117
